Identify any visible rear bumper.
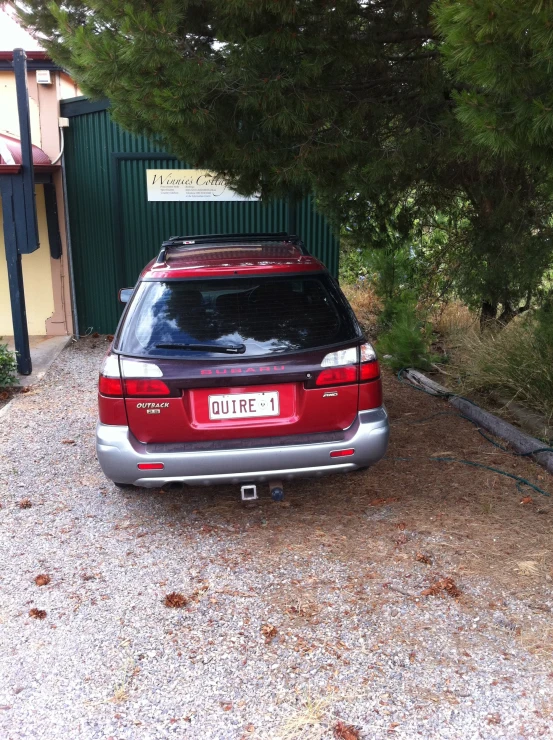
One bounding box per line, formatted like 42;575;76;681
96;407;389;487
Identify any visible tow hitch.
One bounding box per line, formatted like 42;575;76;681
269;480;284;502
240;484;258;502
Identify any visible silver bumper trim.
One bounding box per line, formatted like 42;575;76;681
96;407;389;487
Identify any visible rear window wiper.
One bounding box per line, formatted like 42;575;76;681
155;343;246;354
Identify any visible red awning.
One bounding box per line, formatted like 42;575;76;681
0;132;59;174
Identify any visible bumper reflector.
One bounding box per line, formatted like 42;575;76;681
330;448;355;458
137;462;164;470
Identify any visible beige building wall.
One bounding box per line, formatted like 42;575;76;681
0;67;76;337
0;70;41;142
0;186;55;336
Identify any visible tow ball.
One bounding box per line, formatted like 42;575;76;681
239;480;285;503
269;480;284;502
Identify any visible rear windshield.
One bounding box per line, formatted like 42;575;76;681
117;274;360;358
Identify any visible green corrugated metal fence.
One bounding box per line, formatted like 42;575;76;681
61;98;339;334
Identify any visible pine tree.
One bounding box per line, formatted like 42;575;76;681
17;0;553;317
434;0;553;160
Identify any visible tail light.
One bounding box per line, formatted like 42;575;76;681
358;342;382;410
316;366;358;386
98;353;126;425
317;347;358;387
316;344;380;387
124;379;170;396
98;355;169;424
316;343;382;409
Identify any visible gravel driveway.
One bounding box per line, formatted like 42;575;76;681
1;338;552;739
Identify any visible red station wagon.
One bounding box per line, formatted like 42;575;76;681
96;233;389;501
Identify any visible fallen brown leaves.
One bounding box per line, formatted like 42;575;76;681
333;721;361;740
62;439;76;445
261;624;278;643
29;608;46;620
422;577;461;598
164;592;187;608
18;499;32;509
34;574;51;587
520;496;533;505
416;552;432;565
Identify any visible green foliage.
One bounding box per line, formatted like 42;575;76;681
434;0;553;161
17;0;553;316
377;303;437;372
0;343;18;387
338;241;371;285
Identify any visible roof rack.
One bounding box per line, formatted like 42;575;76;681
155;232;308;264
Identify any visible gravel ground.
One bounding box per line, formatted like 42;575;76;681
1;337;553;740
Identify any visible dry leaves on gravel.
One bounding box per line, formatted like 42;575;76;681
164;592;187;608
368;497;398;507
29;608;46;620
416;552;432;565
520;496;533;505
333;721;361;740
18;498;32;509
261;624;278;643
421;577;461;598
34;574;50;587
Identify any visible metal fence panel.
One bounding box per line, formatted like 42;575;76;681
62;100;339;334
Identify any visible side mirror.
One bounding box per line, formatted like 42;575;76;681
119;287;133;304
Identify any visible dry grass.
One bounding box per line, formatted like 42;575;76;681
437;312;553;422
433;301;476;339
276;694;333;740
340;283;381;336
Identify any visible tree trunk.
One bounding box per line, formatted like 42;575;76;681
480;300;497;330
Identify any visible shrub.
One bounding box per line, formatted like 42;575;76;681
452;313;553;420
0;343;18;387
377;303;438;371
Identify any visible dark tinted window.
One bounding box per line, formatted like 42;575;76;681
118;274;359;358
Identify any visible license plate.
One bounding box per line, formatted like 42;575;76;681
208;391;280;420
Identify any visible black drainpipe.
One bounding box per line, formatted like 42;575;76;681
3;49;40;375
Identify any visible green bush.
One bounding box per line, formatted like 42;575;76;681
377;290;418;330
377;303;438;371
0;343;18;387
339;242;371;284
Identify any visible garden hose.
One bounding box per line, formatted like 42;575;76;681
389;369;552;498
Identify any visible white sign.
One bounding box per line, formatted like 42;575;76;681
146;169;259;202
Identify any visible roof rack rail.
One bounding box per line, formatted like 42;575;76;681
155;232;308;264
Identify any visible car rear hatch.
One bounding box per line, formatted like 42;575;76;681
113;273;379;444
